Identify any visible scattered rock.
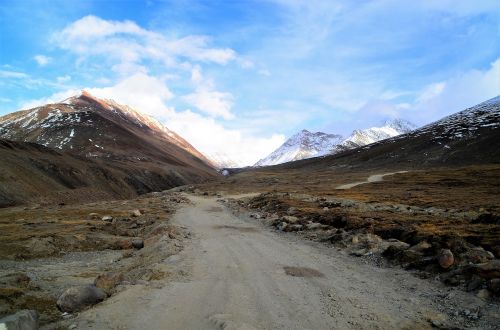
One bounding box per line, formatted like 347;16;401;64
476;288;490;300
132;239;144;249
438;249;454;269
408;240;432;253
25;236;57;257
460;247;494;265
131;209;142;217
288;224;304;232
102;215;113;222
305;222;323;230
287;207;298;215
277;222;288;231
88;212;99;219
0;310;39;330
466;276;484;292
282;216;299;224
472;260;500;279
57;285;106;312
95;272;125;296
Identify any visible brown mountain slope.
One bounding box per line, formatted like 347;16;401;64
0;92;218;206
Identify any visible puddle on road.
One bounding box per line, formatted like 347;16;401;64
283;266;324;278
212;225;259;233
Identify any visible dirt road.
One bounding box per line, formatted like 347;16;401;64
335;171;408;190
69;195;489;330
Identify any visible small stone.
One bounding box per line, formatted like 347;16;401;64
0;310;39;330
306;222;323;230
277;222;288;231
131;209;142;217
476;289;490;300
488;278;500;295
88;213;99;219
132;239;144;250
282;216;298;223
102;216;113;221
438;249;454;269
69;324;77;330
409;240;432;253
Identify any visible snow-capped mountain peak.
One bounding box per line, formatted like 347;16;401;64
255;118;417;166
255;130;343;166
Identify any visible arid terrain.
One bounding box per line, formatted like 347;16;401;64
1;164;499;329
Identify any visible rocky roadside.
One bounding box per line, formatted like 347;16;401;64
0;191;191;329
213;191;500;328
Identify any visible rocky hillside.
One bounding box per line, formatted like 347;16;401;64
0;92;218;206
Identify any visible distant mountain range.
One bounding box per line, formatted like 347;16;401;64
275;95;500;170
255;119;416;166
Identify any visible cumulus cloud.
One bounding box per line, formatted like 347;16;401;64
52;15;236;75
183;66;234;119
56;75;71;83
34;55;52;66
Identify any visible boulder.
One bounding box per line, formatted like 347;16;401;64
438;249;455;269
0;310;39;330
131;210;142;217
95;272;125;296
57;285;106;312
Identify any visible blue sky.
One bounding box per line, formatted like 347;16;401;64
0;0;499;165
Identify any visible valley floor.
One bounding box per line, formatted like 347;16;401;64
59;195;498;330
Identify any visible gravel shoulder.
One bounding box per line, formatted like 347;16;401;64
67;194;499;330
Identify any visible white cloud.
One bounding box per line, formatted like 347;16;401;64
258;69;271;77
166;110;285;166
416;82;446;103
20;89;81;109
183;65;234;119
0;70;29;79
87;73;174;118
53;15;236;75
34;55;52;66
56;75;71;83
354;58;500;126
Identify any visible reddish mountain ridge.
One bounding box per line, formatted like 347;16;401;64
0;91;218;206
